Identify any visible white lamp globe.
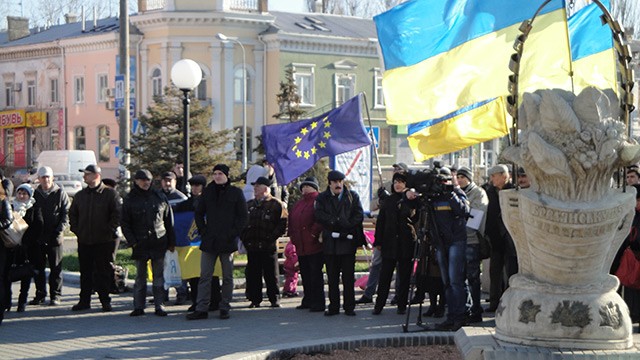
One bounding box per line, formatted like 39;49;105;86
171;59;202;90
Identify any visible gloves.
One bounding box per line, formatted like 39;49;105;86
331;232;340;239
377;187;390;199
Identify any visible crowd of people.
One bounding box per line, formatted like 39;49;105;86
1;160;637;334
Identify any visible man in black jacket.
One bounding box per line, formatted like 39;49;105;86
122;169;176;317
187;164;248;320
31;166;70;306
69;165;120;312
242;176;288;308
314;170;364;316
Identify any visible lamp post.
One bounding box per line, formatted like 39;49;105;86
216;32;247;171
170;59;202;194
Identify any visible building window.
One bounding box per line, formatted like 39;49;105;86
27;80;36;107
374;69;385;108
5;129;14;166
233;68;251;103
5;82;14;108
152;68;162;97
50;78;59;103
379;127;391;155
293;65;314;106
195;69;207;101
75;126;86;150
234;126;253;163
335;73;355;106
97;74;108;102
74;76;85;104
97;125;110;162
50;128;59;150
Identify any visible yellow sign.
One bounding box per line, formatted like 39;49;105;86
0;110;26;129
26;112;47;128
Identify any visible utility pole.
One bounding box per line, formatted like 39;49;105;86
119;0;130;188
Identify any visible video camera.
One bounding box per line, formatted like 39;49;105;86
407;161;454;199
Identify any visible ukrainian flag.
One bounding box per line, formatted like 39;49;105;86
374;0;572;126
568;0;616;92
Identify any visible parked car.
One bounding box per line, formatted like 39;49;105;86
53;173;85;198
10;168;34;188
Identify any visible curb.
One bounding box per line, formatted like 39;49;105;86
216;332;456;360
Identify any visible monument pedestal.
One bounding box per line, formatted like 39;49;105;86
455;327;640;360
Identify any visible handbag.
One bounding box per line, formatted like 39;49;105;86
1;211;29;248
9;261;34;282
163;250;182;290
615;247;640;289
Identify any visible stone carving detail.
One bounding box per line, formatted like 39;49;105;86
502;87;640;202
600;302;623;329
518;300;541;324
551;301;591;328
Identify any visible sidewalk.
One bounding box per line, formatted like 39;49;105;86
0;271;463;359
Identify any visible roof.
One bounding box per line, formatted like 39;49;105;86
0;17;140;47
268;11;377;39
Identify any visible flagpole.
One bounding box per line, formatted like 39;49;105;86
360;93;384;188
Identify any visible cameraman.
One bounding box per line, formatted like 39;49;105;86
423;167;469;331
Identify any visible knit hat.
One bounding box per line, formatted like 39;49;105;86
327;170;345;182
392;172;408;183
457;166;473;182
162;171;176;180
16;183;34;198
299;176;319;191
212;164;230;178
134;169;153;180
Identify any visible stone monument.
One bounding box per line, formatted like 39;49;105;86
495;87;640;349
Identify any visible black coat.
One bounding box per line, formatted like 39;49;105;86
314;188;364;255
195;182;248;254
33;184;70;246
374;191;418;260
122;185;175;260
70;183;120;245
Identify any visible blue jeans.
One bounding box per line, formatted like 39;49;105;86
437;239;467;322
465;244;483;316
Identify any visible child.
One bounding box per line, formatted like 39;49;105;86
282;240;299;297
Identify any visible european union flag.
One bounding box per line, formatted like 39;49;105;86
263;95;371;185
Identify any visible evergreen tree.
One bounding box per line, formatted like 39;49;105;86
126;87;238;179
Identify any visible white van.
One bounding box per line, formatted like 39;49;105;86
33;150;98;197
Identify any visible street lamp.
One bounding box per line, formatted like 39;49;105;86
170;59;202;194
216;32;247;171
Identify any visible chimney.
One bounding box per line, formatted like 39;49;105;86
315;0;322;13
65;13;79;23
7;16;30;41
258;0;268;13
93;7;97;29
138;0;148;13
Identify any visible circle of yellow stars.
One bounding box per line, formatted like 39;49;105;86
291;117;332;160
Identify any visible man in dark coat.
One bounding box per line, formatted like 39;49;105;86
187;164;248;320
314;170;364;316
241;176;288;308
31;166;70;306
122;169;175;317
69;165;120;312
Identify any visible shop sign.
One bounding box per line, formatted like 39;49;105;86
0;110;26;128
26;112;48;127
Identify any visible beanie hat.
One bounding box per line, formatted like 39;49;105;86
392;172;408;183
300;176;319;191
213;164;230;178
457;166;473;182
16;183;34;198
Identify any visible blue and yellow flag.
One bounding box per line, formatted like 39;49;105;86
407;97;510;161
374;0;572;126
262;95;371;185
568;0;616;92
174;211;221;279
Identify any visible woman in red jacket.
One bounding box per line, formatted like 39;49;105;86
288;177;325;312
